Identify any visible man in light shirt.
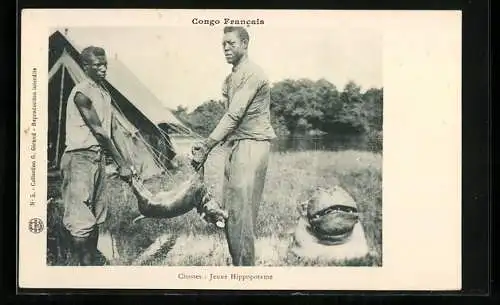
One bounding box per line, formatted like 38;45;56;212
192;26;276;266
61;46;132;266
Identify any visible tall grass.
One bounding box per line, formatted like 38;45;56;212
47;148;382;267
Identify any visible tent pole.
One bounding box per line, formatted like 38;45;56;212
54;63;66;167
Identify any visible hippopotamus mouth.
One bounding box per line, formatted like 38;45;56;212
305;226;355;246
307;204;360;242
308;204;358;221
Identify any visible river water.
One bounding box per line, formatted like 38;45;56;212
171;133;380;156
270;134;373;152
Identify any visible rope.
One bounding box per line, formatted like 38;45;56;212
132;130;173;178
98;82;224;204
101;83;174;175
97;82;235;209
110;108;173;181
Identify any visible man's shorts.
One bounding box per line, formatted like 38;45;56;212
60;148;107;238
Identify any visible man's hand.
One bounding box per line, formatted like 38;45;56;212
191;138;218;170
118;165;134;181
191;141;207;155
191;141;209;170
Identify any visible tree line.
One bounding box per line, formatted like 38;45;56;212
172;79;383;152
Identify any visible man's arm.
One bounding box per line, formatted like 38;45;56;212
191;72;265;170
73;91;129;170
208;72;264;143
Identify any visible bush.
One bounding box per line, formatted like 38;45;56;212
364;129;383;153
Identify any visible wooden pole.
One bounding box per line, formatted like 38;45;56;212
54;58;66;167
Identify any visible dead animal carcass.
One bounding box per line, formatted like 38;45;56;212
129;166;228;228
97;162;228;265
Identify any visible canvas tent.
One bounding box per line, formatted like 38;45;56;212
48;30;192;180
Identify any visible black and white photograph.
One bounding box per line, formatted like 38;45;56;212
19;9;461;291
46;24;383;267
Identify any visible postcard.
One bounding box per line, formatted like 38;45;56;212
19;9;461;290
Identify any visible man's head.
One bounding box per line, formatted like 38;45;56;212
222;26;249;65
81;46;108;83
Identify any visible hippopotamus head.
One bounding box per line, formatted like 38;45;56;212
300;186;360;242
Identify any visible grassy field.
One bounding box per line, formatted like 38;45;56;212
48;148;382;267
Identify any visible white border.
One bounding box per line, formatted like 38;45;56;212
19;9;462;290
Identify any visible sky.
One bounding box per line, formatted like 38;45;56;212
61;26;382;112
